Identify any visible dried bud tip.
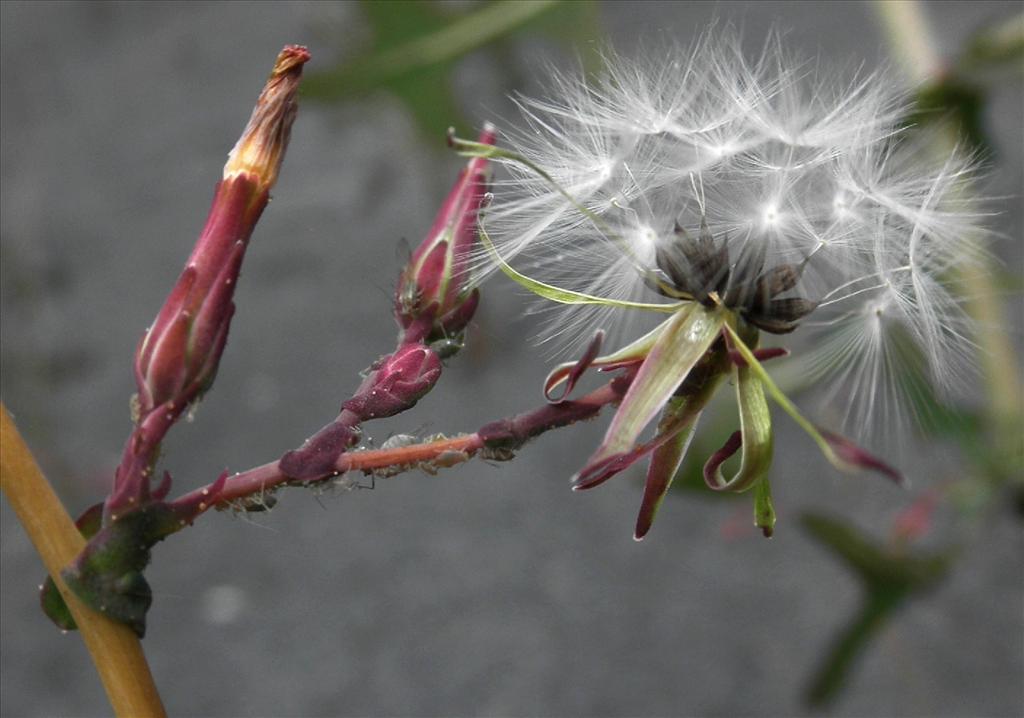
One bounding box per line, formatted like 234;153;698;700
272;45;311;76
224;45;310;190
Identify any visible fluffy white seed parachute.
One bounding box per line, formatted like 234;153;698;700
471;32;986;440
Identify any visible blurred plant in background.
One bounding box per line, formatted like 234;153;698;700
302;0;601;141
793;5;1023;706
303;0;1022;708
2;1;1020;715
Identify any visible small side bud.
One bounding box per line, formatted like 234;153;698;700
343;343;443;420
395;125;496;346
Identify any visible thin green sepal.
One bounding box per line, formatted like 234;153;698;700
705;361;774;493
478;222;684;313
754;478;777;538
722;321;849;471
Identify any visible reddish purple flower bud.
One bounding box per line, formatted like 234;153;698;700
133;46;309;420
395;125;495;346
343;343;442;420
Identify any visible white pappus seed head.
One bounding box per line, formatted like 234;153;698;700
473;31;988;441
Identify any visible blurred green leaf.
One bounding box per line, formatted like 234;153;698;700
805;590;901;708
960;13;1024;72
894;334;1021;484
906;13;1023;157
909;78;991;156
302;0;599;141
801;512;955;707
801;513;953;591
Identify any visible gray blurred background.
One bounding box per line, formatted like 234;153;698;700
2;2;1021;716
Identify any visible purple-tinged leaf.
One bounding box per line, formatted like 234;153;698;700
820;430;906;486
703;431;743;489
544;322;668;402
573;307;724;486
634;404;703;540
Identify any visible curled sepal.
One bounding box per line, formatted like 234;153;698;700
544;331;604;403
754;478;776;538
544;323;668;402
40;502;104;631
703;362;774;494
574;306;726;489
571;404;699;495
721;323;903;484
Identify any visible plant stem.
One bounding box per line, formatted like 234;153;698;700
873;0;943;84
174;379;626;516
0;404;166;718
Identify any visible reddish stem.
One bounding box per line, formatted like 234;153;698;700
172;379;628;519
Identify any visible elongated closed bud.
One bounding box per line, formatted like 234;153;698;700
134;46;309;419
395;124;495;350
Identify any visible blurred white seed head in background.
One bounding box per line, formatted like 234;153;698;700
473;31;988;441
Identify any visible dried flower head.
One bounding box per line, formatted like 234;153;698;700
475;33;984;431
455;31;987;538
